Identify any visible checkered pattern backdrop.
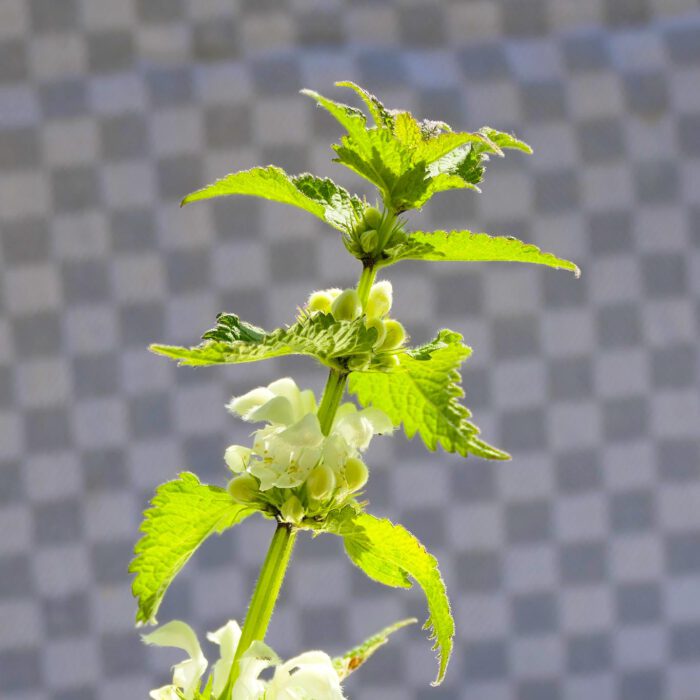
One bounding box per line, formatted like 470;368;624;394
1;1;699;699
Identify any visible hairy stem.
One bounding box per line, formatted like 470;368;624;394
317;368;348;436
224;523;297;698
357;264;377;309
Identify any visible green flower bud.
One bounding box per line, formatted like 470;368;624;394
366;281;393;319
344;457;369;492
280;495;305;524
379;319;406;351
331;288;361;321
227;474;260;504
389;227;407;245
376;353;400;370
359;229;378;254
347;352;372;371
363;207;383;231
307;290;333;314
306;463;336;501
365;317;386;350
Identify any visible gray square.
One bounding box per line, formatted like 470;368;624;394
1;219;50;264
100;114;148;160
578;118;625;163
560;542;608;584
157;155;203;201
24;407;73;451
535;169;579;213
500;408;547;452
619;669;664;700
642;254;687;298
506;501;552;544
597;304;642;348
463;640;509;679
298;11;345;48
602;397;648;441
44;592;91;638
0;40;29;83
398;7;446;47
87;31;135;74
588;210;633;255
30;0;79;33
269;239;318;283
610;491;655;533
51;166;100;212
0;126;40;169
616;582;662;625
512;591;559;635
605;0;650;27
567;633;612;673
204;104;251;149
521;81;568;122
492;317;540;359
34;499;83;544
435;274;483;316
501;0;548;36
549;356;593;400
0;649;42;692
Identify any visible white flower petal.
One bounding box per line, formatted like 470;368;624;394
233;641;280;700
149;685;181;700
247;396;296;426
207;620;242;698
268;650;344;700
267;378;304;421
142;621;204;662
358;407;394;435
224;445;252;473
227;388;275;420
278;414;324;448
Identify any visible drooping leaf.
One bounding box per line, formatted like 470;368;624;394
150;312;378;370
383;229;580;276
333;618;417;680
130;473;254;625
181;165;363;232
336;512;454;685
349;330;509;460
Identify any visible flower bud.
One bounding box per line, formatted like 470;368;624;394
365;317;386;350
376;353;400;370
307;290;333;314
363;207;383;231
331;289;361;321
347;353;372;372
227;474;260;504
378;319;406;351
224;445;251;473
389;227;407;245
305;463;336;501
280;495;305;524
359;229;378;254
366;281;392;319
344;457;369;492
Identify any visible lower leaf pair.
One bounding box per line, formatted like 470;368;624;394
130;473;454;686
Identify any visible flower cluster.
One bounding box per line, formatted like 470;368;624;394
144;619;345;700
306;280;406;371
342;206;407;263
224;378;393;523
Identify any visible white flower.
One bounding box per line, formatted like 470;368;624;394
142;621;207;700
144;619;347;700
225;378;393;493
266;650;345;700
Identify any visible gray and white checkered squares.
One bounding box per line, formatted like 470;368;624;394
1;1;700;699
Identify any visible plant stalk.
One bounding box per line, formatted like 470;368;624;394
317;368;348;436
356;263;377;309
223;522;296;698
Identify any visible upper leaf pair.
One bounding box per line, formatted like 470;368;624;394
302;81;531;213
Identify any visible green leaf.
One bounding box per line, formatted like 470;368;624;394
181;165;363;232
339;513;454;685
349;330;509;460
302;82;529;214
333;618;417;680
384;229;580;276
130;473;254;625
150;312;378;370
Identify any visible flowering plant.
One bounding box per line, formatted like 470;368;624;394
131;82;578;697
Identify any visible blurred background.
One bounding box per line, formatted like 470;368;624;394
1;1;699;699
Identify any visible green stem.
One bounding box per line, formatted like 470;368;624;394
223;523;296;698
357;264;377;310
317;368;348;436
